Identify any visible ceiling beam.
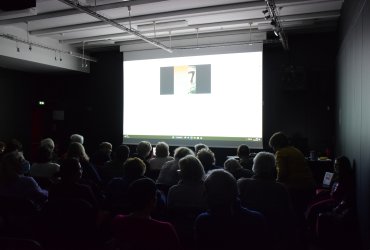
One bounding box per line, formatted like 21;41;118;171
0;0;167;25
55;10;339;45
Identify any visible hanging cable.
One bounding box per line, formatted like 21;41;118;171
128;6;132;30
153;21;156;38
196;27;199;49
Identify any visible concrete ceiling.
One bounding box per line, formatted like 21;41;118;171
0;0;344;51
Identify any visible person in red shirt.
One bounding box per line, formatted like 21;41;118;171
112;178;180;250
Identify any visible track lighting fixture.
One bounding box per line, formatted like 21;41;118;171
262;9;268;15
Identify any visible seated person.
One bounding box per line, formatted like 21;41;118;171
197;148;220;173
238;152;295;250
91;141;113;166
156;147;195;188
149;142;174;171
224;158;253;180
237;144;254;170
66;142;101;186
112;178;180;250
70;134;84;144
134;141;152;170
167;155;207;210
48;158;98;209
194;143;209;155
306;156;355;235
194;169;269;250
101;144;130;184
0;151;48;206
105;157;146;212
30;146;60;179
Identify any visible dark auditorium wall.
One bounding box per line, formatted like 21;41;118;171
29;50;123;155
263;33;336;156
0;67;32;155
336;0;370;248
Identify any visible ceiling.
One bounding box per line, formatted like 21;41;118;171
0;0;344;52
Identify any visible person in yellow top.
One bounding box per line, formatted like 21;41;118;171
269;132;315;217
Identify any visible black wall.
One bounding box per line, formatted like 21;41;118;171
0;67;32;156
336;0;370;248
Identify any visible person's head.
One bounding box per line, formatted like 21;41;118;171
70;134;84;144
194;143;209;154
36;146;53;163
269;132;289;151
178;155;205;183
334;156;352;179
123;157;146;180
155;142;170;158
0;151;23;183
59;158;83;182
128;178;157;213
67;142;89;162
197;148;216;168
205;169;238;210
40;138;55;152
223;158;242;176
252;151;276;179
237;144;250;159
114;144;130;163
99;142;112;154
174;146;195;160
136;141;152;159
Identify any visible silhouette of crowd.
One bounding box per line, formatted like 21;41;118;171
0;132;358;250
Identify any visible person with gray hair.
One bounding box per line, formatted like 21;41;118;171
167;155;206;209
156;147;194;190
194;169;269;250
40;138;55;152
223;158;253;180
238;151;295;250
70;134;84;144
149;142;174;171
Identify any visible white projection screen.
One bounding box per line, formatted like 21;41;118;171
122;44;263;148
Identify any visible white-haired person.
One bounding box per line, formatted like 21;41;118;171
238;152;295;250
70;134;84;144
156;147;195;194
148;142;174;180
167;155;207;210
194;169;270;250
223;158;253;180
134;141;152;172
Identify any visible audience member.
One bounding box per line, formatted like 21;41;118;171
194;169;269;250
269;132;315;216
0;151;47;206
223;158;253;180
105;157;147;212
48;158;98;209
30;146;60;179
167;155;207;210
306;156;355;236
156;147;195;188
101;144;130;184
238;152;295;250
66;142;101;185
197;148;220;173
237;144;254;170
149;142;174;171
112;178;180;250
70;134;84;144
40;138;55;152
91;141;113;166
5;139;30;175
194;143;209;155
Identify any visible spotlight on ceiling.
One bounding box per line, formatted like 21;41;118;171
262;9;269;15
